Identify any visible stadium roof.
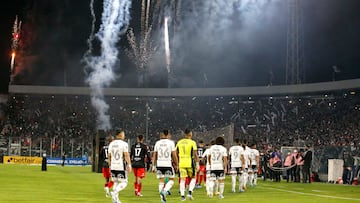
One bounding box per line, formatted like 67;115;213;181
8;79;360;97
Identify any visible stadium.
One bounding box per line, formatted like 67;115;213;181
1;0;360;203
1;80;360;202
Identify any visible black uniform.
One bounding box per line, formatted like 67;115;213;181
130;142;151;168
100;145;110;168
197;146;205;166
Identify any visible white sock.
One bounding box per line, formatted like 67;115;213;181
231;175;236;191
249;173;254;185
219;182;224;195
113;182;127;193
243;173;248;187
215;179;219;193
180;179;186;196
159;182;164;193
113;182;118;192
205;181;209;194
208;181;214;195
240;174;245;189
164;180;174;192
238;175;242;190
189;178;196;193
254;173;258;185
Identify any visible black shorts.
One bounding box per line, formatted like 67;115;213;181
250;165;258;172
210;170;225;180
230;167;242;175
111;170;127;180
156;167;175;178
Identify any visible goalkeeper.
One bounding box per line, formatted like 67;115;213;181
176;129;199;201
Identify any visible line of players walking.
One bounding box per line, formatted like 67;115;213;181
101;129;260;203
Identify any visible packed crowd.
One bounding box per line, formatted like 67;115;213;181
0;91;359;158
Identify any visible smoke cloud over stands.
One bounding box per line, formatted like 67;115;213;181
2;0;360;89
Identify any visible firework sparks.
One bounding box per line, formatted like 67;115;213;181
126;0;156;86
164;17;171;74
10;52;15;72
145;0;151;32
10;16;21;76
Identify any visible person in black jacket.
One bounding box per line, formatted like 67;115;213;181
61;152;66;167
302;145;312;183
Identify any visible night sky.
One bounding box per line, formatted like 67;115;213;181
1;0;360;93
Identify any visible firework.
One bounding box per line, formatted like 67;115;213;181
164;17;171;74
145;0;151;32
10;16;21;75
10;52;15;72
126;0;156;78
84;0;132;130
12;16;21;50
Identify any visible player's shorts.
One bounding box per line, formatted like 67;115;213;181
199;165;206;173
206;169;211;178
111;170;128;182
248;165;257;173
209;170;225;180
230;167;242;175
133;167;145;178
102;167;111;179
179;167;195;178
156;167;175;179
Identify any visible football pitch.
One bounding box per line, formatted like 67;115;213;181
0;164;359;203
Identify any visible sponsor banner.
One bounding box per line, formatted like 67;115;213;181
47;158;89;166
4;156;43;165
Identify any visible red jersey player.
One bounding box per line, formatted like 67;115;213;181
130;134;151;196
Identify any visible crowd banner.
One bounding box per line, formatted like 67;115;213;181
47;157;89;166
3;156;43;165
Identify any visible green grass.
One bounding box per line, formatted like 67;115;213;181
0;164;359;203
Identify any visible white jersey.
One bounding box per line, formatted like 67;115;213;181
229;145;244;168
154;139;175;167
250;148;260;166
108;139;129;171
243;146;252;167
208;145;227;170
202;148;211;170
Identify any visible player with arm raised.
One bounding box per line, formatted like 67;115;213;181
176;129;199;201
249;143;260;186
101;135;114;197
208;137;228;199
228;138;245;193
130;134;151;196
153;129;178;203
108;130;132;203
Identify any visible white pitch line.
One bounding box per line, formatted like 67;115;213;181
260;185;360;201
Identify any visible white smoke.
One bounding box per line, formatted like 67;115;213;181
161;0;283;87
84;0;132;130
197;0;279;44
